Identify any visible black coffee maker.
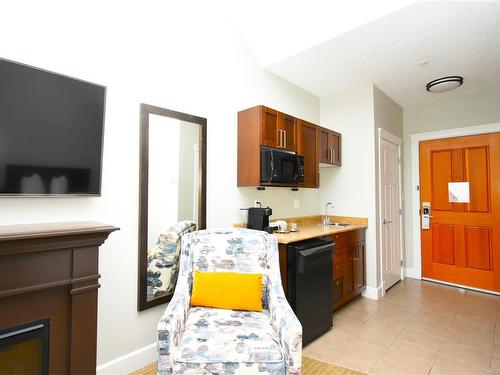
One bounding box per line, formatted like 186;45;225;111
247;207;273;233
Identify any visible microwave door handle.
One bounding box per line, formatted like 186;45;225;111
269;150;274;182
294;155;299;179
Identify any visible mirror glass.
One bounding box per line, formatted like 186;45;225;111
147;115;201;245
138;104;206;311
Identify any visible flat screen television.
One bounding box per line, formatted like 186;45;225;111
0;58;105;196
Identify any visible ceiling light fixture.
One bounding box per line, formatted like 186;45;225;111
426;76;463;93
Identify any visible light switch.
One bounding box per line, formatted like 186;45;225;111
293;199;300;209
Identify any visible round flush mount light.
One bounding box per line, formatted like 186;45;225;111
426;76;463;93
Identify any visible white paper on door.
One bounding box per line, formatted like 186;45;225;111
448;182;470;203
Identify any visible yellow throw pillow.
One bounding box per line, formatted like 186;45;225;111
191;270;263;312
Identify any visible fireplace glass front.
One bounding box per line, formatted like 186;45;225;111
0;319;49;375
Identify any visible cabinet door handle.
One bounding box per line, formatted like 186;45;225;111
284;130;287;148
278;129;283;148
332;148;336;164
336;280;340;286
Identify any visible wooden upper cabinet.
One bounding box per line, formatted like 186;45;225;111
332;131;341;166
237;105;340;188
297;119;319;188
319;127;331;163
318;126;342;166
261;107;280;148
237;106;262;187
261;107;296;151
281;113;296;152
238;105;297;187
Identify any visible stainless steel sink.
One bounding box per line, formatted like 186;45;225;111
328;222;352;227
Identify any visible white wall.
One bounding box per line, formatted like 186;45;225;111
319;86;379;294
374;86;403;139
402;87;500;276
0;1;320;365
318;85;402;296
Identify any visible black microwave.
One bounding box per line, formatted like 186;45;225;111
260;146;304;185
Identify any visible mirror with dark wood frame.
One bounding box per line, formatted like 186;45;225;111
138;103;206;311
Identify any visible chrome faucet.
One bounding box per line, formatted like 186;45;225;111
323;202;334;225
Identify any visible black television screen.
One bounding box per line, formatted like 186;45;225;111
0;59;105;195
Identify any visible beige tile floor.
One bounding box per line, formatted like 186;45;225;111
303;278;500;375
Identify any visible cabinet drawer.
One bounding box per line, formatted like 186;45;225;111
332;247;345;265
332;261;344;278
331;229;365;247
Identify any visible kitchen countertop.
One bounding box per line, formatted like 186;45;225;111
271;215;368;244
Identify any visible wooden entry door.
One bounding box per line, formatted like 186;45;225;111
420;132;500;292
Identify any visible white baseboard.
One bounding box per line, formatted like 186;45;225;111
96;342;156;375
362;285;383;300
404;267;421;280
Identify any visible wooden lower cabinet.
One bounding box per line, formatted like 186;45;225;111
356;242;366;293
278;243;288;298
330;230;366;310
332;276;343;305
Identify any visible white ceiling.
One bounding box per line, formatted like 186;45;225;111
232;0;414;66
240;1;500;107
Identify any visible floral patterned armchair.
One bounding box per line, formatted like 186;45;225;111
157;228;302;374
147;221;197;299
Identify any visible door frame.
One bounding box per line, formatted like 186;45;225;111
409;122;500;280
377;128;404;295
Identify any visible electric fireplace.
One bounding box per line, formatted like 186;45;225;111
0;319;49;375
0;222;118;375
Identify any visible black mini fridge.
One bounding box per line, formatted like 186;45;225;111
287;237;333;346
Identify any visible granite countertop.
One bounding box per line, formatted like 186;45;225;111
271;215;367;244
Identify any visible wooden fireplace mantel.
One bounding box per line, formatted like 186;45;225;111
0;221;119;375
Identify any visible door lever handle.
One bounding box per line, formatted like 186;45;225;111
382;219;392;224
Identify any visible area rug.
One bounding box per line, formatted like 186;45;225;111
302;356;365;374
130;357;365;374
